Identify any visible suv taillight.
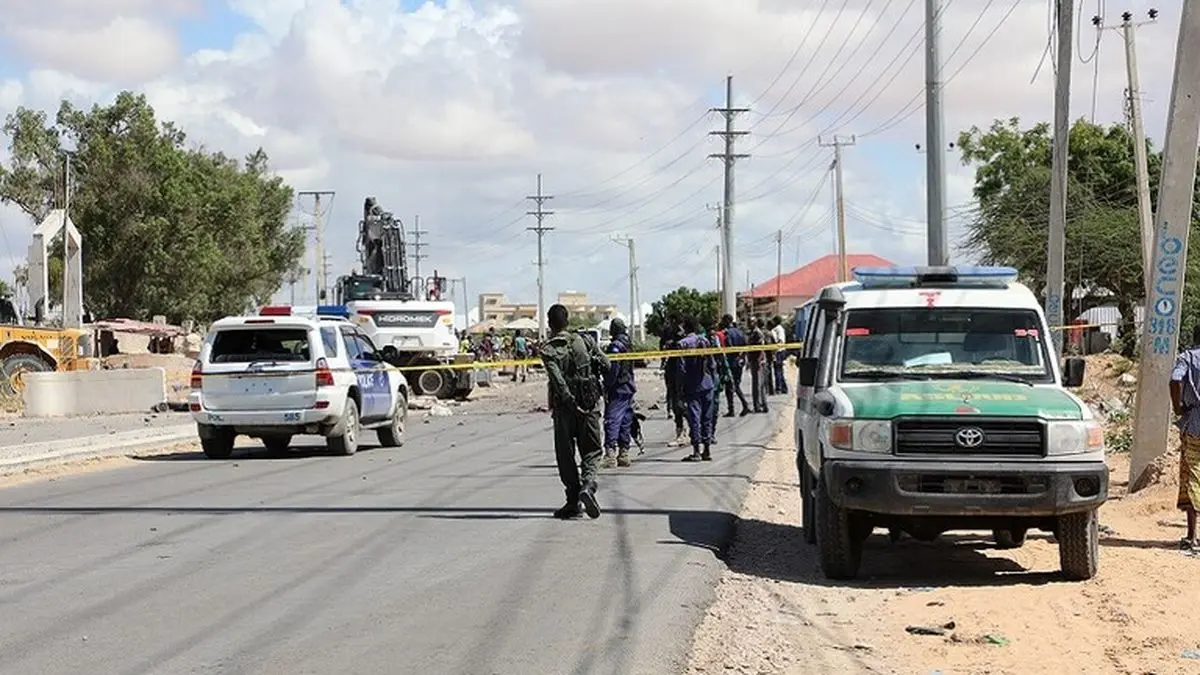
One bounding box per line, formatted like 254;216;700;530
315;358;334;387
190;361;202;389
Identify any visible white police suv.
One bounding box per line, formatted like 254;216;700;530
189;305;409;459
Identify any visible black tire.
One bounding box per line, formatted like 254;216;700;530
262;436;292;455
416;368;445;397
993;527;1029;550
799;458;816;545
434;368;458;400
1058;509;1100;581
377;390;407;447
200;430;235;459
327;398;360;456
815;479;863;580
2;353;53;395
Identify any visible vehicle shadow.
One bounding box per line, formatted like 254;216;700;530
669;512;1069;589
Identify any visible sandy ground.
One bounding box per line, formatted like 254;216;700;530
685;370;1200;675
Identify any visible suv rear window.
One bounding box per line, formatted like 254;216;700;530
210;328;311;363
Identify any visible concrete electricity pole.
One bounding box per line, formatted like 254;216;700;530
925;0;949;265
709;76;750;319
1128;0;1200;492
706;203;723;300
612;235;642;341
298;190;335;302
409;214;428;285
1100;9;1160;297
820;136;855;282
526;174;554;340
1045;0;1074;356
774;229;783;317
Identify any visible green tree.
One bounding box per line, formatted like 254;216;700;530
0;92;305;323
955;117;1200;353
645;287;721;337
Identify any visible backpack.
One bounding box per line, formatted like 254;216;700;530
565;333;603;410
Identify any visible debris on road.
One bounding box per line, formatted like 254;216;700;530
905;622;955;637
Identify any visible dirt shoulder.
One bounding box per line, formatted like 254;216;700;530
685;398;1200;675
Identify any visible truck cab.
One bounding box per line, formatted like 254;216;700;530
794;266;1104;581
334;274;473;399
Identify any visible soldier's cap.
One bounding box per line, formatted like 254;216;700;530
610;317;627;334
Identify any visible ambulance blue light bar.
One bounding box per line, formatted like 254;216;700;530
851;265;1019;289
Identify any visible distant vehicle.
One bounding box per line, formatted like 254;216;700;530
794;266;1104;581
188;305;409;459
333;197;474;400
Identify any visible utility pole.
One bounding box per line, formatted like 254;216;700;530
774;229;783;317
925;0;948;265
820;136;854;282
1129;0;1200;492
526;174;554;340
706;203;723;302
409;214;428;285
709;75;750;319
714;244;722;297
612;235;642;342
1100;9;1160;297
1045;0;1074;356
298;190;335;302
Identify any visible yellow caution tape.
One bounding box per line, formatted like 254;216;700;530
387;341;808;372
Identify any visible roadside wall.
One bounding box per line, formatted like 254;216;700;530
23;368;166;417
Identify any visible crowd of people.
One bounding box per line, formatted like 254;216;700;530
537;303;797;520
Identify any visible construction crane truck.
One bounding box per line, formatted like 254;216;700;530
333;197;474;399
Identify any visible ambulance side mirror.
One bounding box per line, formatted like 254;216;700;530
798;357;818;387
1063;357;1085;388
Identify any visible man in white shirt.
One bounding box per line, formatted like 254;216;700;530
769;316;788;395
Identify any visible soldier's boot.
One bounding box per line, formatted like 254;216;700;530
579;489;602;519
616;448;631;467
681;446;702;462
600;451;617;469
554;501;584;520
701;444;712;461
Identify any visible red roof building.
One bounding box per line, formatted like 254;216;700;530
739;253;895;316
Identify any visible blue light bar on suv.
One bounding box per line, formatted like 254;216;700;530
316;305;351;318
851;265;1019;289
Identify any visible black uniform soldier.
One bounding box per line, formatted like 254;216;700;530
541;303;610;519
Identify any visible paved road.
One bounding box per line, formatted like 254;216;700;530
0;401;783;674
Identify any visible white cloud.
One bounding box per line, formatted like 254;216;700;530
0;0;1182;314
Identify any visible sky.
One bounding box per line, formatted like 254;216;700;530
0;0;1182;322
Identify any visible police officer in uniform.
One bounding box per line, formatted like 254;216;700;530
541;304;609;519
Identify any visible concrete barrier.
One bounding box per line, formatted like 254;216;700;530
23;368;167;417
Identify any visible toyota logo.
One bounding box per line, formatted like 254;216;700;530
954;427;985;448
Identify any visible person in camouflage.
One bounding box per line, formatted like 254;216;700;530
541;304;609;520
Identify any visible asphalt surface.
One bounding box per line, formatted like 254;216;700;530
0;389;784;675
0;411;193;448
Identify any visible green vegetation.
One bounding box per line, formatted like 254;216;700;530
955;117;1200;355
644;287;720;337
0;92;304;323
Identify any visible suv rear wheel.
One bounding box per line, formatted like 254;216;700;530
327;398;360;456
378;391;407;447
198;425;235;459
